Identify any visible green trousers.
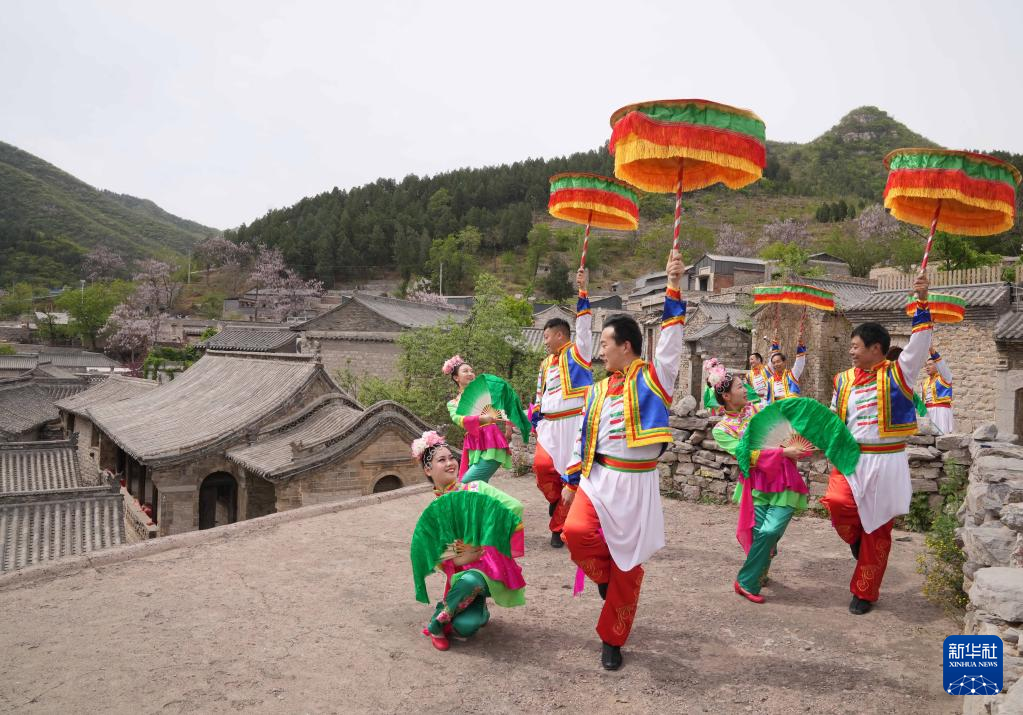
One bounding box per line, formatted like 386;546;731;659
461;458;501;485
737;504;794;595
428;569;491;638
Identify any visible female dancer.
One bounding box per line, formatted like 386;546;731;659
411;431;526;651
707;359;809;603
444;355;514;484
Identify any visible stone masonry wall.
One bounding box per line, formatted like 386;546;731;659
958;427;1023;713
319;339;402;383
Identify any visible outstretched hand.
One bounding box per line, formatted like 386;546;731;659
577;267;588;293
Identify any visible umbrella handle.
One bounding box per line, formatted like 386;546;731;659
919;200;942;273
580;210;592;271
671;164;684;260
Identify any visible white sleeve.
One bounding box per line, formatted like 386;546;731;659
792;353;806;381
935;355;953;384
898;325;932;387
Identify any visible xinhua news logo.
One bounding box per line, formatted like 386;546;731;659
943;636;1003;695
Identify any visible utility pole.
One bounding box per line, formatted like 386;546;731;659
187;252;192;285
439;261;444;296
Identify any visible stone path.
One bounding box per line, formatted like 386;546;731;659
0;476;962;714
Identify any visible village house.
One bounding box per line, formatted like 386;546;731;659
58;351;433;537
0;436;125;573
199;324;299;354
0;377;62;442
684;254;770;293
0;348;122;379
293;293;468;381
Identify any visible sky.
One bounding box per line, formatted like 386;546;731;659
2;0;1021;230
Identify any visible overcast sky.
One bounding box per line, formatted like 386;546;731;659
2;1;1021;230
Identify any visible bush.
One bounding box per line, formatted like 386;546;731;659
916;461;969;618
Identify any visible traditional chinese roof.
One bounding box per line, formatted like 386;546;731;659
693;300;745;324
294;293;467;332
55;375;159;419
995;311;1023;341
226;395;431;480
685;320;748;343
0;484;124;573
87;353;335;464
0;438;82;494
200;326;297;352
847;283;1009;312
0;379;59;439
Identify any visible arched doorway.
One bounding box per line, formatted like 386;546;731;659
373;475;403;493
198;472;237;530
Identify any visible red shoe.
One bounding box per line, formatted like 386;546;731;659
734;581;765;604
422;628;450;651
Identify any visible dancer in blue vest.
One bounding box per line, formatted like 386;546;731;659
923;347;955;435
561;253;686;671
821;272;931;615
768;340;806;401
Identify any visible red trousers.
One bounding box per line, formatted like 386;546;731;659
533;443;570;533
820;469;894;602
562;488;644;647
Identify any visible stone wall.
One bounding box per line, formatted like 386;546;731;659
958;428;1023;713
319;339;403;382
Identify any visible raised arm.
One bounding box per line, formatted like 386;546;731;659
931;348;953;384
897;274;933;382
792;342;807;380
652;255;686;393
574;268;593;366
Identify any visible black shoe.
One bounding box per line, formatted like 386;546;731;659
850;539;861;560
550;531;564;548
601;642;623;671
849;595;873;615
597;582;609;600
549;499;559;517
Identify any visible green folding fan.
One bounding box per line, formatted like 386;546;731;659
410;489;522;603
455;373;531;442
735;397;860;476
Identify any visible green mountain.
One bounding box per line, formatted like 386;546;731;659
0;141;217;287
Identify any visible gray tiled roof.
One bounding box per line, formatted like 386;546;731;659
0;355;37;371
40;383;90;402
0;351;120;372
795;277;877;310
227;396;432;480
995;312;1023;341
848;282;1009;311
0;380;59;438
685;320;747;343
693;300;745;324
349;293;468;328
200;326;297;352
88;354;326;463
0;438;82;494
55;375;158;418
0;486;124;573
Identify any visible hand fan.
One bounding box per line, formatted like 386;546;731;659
735;397;860;476
455;373;532;443
410;489;522;604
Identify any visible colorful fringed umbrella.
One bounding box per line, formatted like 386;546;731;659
752;284;836;343
734;397;860;477
904;292;966;323
609;99;766;255
883;148;1021;271
548;172;639;270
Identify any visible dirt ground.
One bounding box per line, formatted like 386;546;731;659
0;475;962;714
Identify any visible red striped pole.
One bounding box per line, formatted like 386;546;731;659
919;200;943;273
581;210;592;270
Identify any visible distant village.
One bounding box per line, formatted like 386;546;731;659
2;251;1023;574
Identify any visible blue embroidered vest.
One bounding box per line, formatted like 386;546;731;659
537;295;594;401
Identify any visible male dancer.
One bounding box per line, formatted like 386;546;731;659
532;268;593;548
923;348;955;435
747;352;772;407
562;253;685;670
768;339;806;401
821;272;930;615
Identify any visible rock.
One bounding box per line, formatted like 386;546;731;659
698;466;724;480
674;461;696;477
694;451;720;468
658;451;677;464
657;464;672;480
688;430;706;444
717;453;737;466
961;523;1019;568
963;482;1019;523
675;441;696;454
809;481;827;497
812;460;830;475
910;478;939;493
672;416;711;431
936;434;968;451
671;429;692;442
972;455;1023;483
1001;504;1023;532
911;466;941;481
907;446;938;463
701;439;719;451
969;568;1023;621
681;485;701;501
974;423;999;441
907;434;936;446
941;448;971;464
672;395;698;417
1001;679;1023;715
970;441;1023;462
695;409;710;418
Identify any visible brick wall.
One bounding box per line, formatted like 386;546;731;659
320;339;403;382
